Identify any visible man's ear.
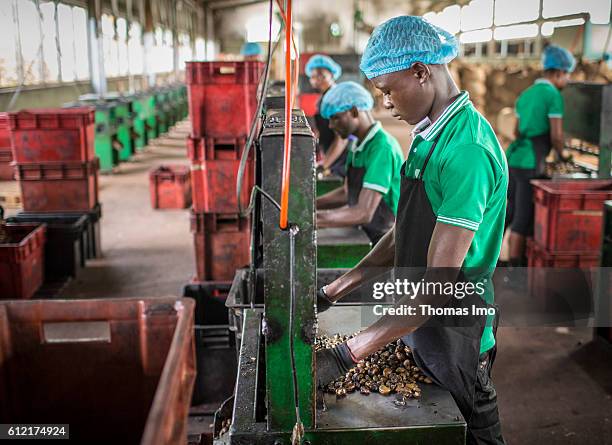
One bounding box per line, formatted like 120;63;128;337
350;106;359;118
411;62;431;85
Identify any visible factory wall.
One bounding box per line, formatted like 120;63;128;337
0;72;182;111
215;0;416;54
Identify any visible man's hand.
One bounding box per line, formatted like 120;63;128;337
316;286;334;313
315;342;356;388
556;149;572;163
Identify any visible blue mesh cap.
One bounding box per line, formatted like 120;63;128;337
360;16;458;79
320;81;374;119
241;42;262;56
305;54;342;80
542;45;576;72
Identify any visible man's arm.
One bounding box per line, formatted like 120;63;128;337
316;181;348;209
321;134;348;169
549;117;567;160
347;222;474;359
317;188;383;227
513;118;520;139
324;224;396;301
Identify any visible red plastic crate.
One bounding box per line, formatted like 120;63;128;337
191;212;250;281
186;61;263;138
0;223;45;299
186;136;249;161
16;159;99;212
191;159;254;214
0;112;10;148
527;239;598;310
532;179;612;253
9;108;95;164
0;297;195;444
150;165;192;210
0;149;13;180
299;93;321;117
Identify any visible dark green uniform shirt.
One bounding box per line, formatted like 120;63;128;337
506;78;564;169
404;91;508;354
346;121;404;214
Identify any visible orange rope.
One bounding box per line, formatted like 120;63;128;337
279;0;292;229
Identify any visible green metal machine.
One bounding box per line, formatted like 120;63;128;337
216;106;467;444
168;86;180;125
153;88;170;134
126;92;149;152
145;92;159;141
104;94;134;162
316;174;344;197
317;227;371;268
66;97;120;173
178;84;188;120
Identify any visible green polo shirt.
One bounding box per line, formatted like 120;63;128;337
346;121;404;214
506;78;564;169
404;91;508;354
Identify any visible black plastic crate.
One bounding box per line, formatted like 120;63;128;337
18;203;102;260
183;281;236;407
183;281;231;326
193;325;237;407
7;214;88;281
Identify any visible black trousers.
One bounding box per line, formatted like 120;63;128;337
467;347;506;445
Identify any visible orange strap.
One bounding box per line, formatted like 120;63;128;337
279;0;293;229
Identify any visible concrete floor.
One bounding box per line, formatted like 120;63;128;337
55;118;612;444
58;135;194;299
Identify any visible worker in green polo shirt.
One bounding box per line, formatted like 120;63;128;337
306;55;349;177
315;16;507;444
316;81;404;245
505;45;575;267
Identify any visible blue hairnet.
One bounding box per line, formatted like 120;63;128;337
305;54;342;80
320;81;374;119
542;45;576;72
241;42;262;56
360;16;458;79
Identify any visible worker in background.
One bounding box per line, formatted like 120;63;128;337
306;54;349;177
315;16;507;444
240;42;262;61
505;45;575;267
316;81;404;245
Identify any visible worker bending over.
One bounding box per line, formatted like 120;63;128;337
316;16;507;444
316;81;403;245
505;45;575;267
306;55;349;177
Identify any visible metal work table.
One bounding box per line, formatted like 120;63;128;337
317;227;371;268
225;307;466;444
317;306;465;433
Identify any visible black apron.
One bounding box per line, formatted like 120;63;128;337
347;165;395;245
394;136;491;424
516;132;552;177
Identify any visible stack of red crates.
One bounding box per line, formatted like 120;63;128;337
527;179;612;305
186;61;263;283
8;108;98;212
0;113;14;180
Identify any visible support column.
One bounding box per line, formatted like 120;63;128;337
87;0;107;95
205;5;216;60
